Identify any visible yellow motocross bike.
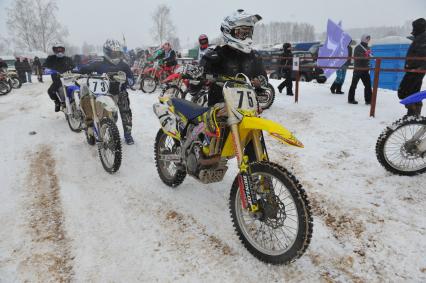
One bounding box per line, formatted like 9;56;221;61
153;73;313;265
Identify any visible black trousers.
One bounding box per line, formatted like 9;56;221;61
278;70;293;94
348;71;372;103
116;91;133;135
47;75;62;103
398;71;425;115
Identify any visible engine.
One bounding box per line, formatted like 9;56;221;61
183;125;228;184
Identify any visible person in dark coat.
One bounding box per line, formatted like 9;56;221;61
23;58;32;83
0;58;8;72
398;18;426;116
162;42;177;67
277;43;294;96
33;57;43;82
330;41;354;94
348;35;372;104
43;43;75;112
14;58;26;83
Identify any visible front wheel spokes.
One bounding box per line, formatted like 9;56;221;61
100;127;115;167
384;123;426;172
237;172;299;255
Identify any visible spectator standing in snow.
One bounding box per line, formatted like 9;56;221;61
15;58;26;83
348;35;372;105
33;56;43;82
23;58;32;83
330;41;354;94
398;18;426;116
162;42;177;67
277;43;294;96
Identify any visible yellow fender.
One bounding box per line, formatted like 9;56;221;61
221;116;303;158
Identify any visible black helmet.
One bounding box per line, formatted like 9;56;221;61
412;18;426;36
283;43;292;50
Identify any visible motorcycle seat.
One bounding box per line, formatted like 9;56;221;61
171;98;209;120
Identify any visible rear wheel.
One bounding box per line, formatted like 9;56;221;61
269;72;280;80
141;75;157;93
154;129;186;187
161;85;184;99
10;77;22;89
229;161;313;265
98;118;122;173
0;81;11;95
256;83;275;110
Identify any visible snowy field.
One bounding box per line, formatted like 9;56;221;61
0;74;425;282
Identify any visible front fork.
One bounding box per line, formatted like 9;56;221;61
228;114;261;212
90;96;100;141
59;78;72;115
411;126;426;155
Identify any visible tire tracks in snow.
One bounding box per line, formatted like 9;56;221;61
18;144;74;282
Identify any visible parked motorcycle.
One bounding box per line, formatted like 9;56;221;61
44;69;83;132
6;70;22;89
376;90;426;176
141;61;178;93
0;72;12;95
153;73;313;265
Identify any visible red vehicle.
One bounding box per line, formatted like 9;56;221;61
140;61;179;93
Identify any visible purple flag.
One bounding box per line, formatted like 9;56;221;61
317;20;352;78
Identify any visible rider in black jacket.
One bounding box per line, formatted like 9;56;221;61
398;18;426;116
43;43;75;111
78;39;135;145
200;10;267;106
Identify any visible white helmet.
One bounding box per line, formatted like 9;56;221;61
52;41;65;58
220;9;262;54
103;39;124;65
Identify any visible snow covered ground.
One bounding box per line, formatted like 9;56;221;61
0;75;425;282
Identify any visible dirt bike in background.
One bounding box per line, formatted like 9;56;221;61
153;73;313;265
161;64;209;106
162;66;275;110
130;61;153;91
6;70;22;89
44;69;83;132
141;61;178;93
0;72;12;95
376;90;426;175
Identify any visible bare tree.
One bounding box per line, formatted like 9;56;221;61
151;4;175;45
168;37;181;51
7;0;68;53
81;42;96;55
253;21;316;46
0;35;12;55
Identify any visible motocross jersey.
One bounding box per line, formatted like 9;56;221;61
200;45;267;106
78;57;134;94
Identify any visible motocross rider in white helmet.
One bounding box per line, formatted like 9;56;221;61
200;9;268;106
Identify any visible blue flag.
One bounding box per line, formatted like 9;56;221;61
317;19;352;78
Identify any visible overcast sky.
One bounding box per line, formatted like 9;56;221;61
0;0;425;49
